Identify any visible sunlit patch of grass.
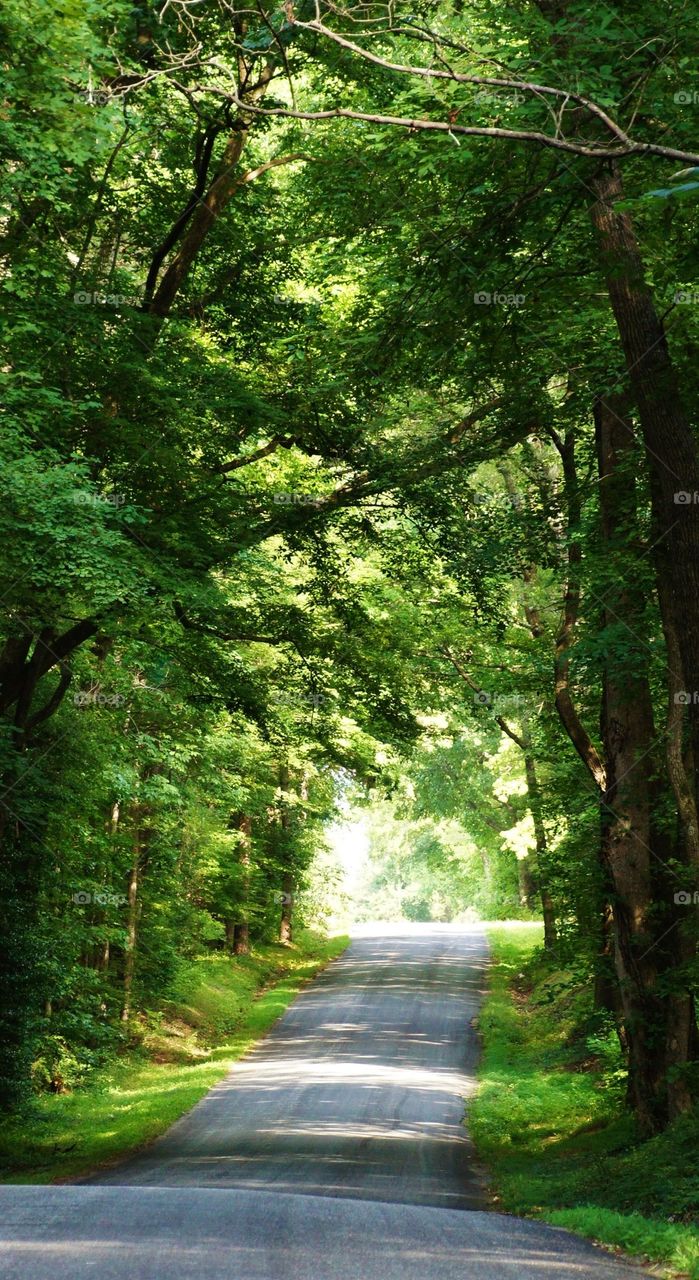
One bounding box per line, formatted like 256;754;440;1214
472;923;699;1278
0;931;348;1184
549;1209;699;1280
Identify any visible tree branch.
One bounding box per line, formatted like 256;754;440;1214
215;435;296;474
210;92;699;166
441;645;528;750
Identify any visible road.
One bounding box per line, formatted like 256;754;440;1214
0;925;644;1279
91;923;488;1207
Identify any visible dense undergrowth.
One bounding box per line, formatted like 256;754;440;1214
473;924;699;1278
0;931;348;1184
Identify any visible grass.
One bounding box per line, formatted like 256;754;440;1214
472;922;699;1279
0;930;348;1184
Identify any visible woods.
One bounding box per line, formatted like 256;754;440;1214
1;0;698;1144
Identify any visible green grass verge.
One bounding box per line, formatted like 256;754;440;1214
472;922;699;1279
0;930;349;1184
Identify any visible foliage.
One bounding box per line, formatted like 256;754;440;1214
1;0;698;1145
0;931;348;1182
473;925;699;1275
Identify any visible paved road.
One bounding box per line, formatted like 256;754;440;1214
91;924;488;1208
0;1185;645;1280
0;925;644;1279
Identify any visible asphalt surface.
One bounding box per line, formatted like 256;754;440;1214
91;923;489;1207
0;924;645;1279
0;1184;645;1280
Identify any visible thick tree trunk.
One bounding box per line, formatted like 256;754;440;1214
233;921;250;955
595;394;689;1130
600;671;666;1129
591;165;699;824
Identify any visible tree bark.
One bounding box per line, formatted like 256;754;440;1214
233;813;252;955
590;164;699;826
148;129;248;318
517;853;537;910
523;744;557;948
279;871;294;946
233;919;251;955
121;829;141;1023
550;427;607;791
595;393;689;1130
277;765;294;945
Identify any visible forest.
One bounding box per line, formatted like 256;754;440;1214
2;0;699;1169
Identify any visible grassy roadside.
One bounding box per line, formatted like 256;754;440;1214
471;923;699;1279
0;930;349;1184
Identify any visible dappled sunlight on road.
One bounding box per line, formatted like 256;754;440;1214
212;1056;474;1095
89;926;487;1210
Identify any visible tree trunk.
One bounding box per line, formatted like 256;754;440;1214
222;814;250;957
593;900;618;1014
121;830;140;1023
0;798;45;1109
232;813;252;955
522;741;557;948
595;394;686;1130
233;921;251;955
148;130;248;318
277;765;294;945
279;871;294;946
517;854;537;910
551;427;607;791
590;164;699;825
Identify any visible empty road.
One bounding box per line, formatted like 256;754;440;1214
0;925;644;1279
91;923;488;1207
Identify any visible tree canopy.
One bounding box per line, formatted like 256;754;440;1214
2;0;699;1134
